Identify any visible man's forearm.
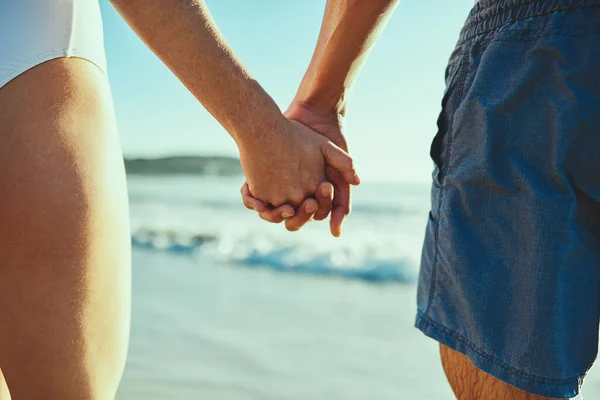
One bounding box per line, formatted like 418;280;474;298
110;0;284;148
294;0;399;116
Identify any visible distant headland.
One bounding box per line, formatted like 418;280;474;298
124;155;242;176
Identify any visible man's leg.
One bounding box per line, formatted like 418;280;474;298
416;1;600;398
440;345;555;400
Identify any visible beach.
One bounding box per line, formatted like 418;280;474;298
117;248;449;399
116;174;600;399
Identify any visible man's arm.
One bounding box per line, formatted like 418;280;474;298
244;0;399;236
110;0;360;208
293;0;400;117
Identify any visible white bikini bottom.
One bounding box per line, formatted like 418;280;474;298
0;0;107;89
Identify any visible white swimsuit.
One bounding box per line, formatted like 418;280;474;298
0;0;107;89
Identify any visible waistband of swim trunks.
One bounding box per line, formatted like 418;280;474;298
458;0;600;45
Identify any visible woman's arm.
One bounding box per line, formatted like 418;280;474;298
110;0;360;208
110;0;281;147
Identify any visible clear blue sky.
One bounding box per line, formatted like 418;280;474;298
100;0;473;182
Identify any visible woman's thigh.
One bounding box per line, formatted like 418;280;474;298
0;369;9;400
0;57;131;400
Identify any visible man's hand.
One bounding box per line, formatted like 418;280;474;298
239;115;358;215
241;101;352;237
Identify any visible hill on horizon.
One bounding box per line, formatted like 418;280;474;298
124;155;242;176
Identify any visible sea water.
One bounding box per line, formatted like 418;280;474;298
126;175;428;283
116;175;600;399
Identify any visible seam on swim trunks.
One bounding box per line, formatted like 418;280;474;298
462;26;600;57
442;56;469;189
459;3;600;45
491;22;599;35
469;0;544;27
423;199;441;316
417;312;584;386
476;0;538;14
0;49;107;89
491;26;600;42
423;55;470;318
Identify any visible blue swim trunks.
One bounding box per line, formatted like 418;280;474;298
415;0;600;398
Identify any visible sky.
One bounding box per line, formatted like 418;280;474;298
100;0;473;183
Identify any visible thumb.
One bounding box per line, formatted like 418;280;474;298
321;141;360;185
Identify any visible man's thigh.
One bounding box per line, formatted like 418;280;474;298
441;345;555;400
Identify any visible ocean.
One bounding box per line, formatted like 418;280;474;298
116;174;600;399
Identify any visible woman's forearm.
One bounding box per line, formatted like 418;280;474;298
294;0;400;116
110;0;284;148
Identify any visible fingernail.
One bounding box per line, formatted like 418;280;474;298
322;185;332;196
305;202;318;213
354;173;361;184
333;222;343;237
282;211;294;218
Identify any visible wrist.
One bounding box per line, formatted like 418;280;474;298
288;97;346;124
292;85;348;118
226;81;287;151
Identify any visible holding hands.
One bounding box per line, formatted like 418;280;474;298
241;101;355;237
235;0;398;236
115;0;396;237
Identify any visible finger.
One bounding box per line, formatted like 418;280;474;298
332;135;348;152
328;169;351;238
313;181;334;221
321;142;361;186
285;198;319;232
241;182;266;213
259;204;295;224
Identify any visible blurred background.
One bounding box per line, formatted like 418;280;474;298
97;0;600;398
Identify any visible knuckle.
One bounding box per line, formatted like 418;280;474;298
344;157;354;171
307;182;319;195
285;222;300;232
259;213;269;222
325;165;340;178
261;213;280;223
318;201;333;212
333;136;347;149
313;211;329;221
269;197;286;208
261;212;276;222
288;193;306;208
340;205;351;216
317;189;333;202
